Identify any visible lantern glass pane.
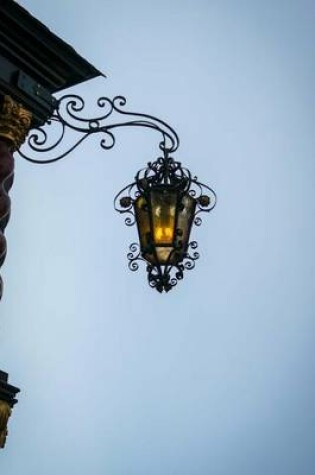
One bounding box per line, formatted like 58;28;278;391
151;189;177;245
155;247;174;263
134;189;196;267
134;196;150;250
176;193;196;251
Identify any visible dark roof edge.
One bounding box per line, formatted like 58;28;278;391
0;0;106;89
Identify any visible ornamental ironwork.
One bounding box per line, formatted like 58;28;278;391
114;151;216;292
18;94;216;292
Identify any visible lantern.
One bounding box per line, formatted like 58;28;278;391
115;154;216;292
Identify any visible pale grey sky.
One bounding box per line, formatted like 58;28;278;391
1;1;315;474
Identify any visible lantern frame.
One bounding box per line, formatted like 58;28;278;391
114;152;216;292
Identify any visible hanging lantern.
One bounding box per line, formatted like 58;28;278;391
115;154;216;292
16;91;217;292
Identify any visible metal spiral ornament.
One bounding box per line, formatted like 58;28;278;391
18;95;179;163
0;141;14;300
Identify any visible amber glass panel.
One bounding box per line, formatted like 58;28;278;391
135;190;195;267
151;189;177;245
134;196;150;250
176;193;196;252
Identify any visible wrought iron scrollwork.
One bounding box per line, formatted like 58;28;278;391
17;94;179;163
17;92;216;293
146;241;200;293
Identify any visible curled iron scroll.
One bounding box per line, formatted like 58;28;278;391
17;95;180;164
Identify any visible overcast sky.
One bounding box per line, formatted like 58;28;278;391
1;1;315;474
